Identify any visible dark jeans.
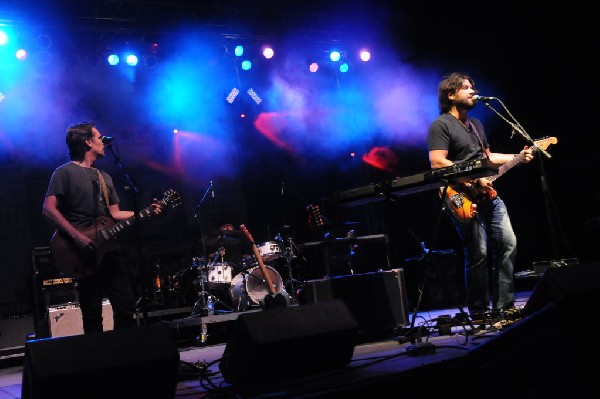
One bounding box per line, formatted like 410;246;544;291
77;251;137;334
452;196;517;312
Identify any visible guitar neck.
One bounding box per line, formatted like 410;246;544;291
488;137;556;184
488;152;525;183
240;224;277;295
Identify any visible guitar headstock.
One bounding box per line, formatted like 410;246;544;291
160;189;182;209
533;136;557;151
239;224;254;243
306;204;325;227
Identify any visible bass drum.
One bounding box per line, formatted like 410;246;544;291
230;265;284;310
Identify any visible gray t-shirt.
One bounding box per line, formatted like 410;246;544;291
45;162;120;228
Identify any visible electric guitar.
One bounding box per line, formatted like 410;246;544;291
50;189;181;278
240;224;289;309
443;137;557;222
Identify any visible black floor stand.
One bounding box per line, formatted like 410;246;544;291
394;181;477;344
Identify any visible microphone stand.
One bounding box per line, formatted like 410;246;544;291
480;99;571;260
104;142;145;318
189;181;214;262
190;181;213;223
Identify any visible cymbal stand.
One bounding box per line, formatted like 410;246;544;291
276;233;301;301
191;256;209;317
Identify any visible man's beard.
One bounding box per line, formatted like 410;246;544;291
457;99;476;112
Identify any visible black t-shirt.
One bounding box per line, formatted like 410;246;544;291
427;113;489;163
45;162;120;228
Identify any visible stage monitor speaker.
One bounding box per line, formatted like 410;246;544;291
299;268;409;340
219;300;358;386
463;261;600;396
21;323;180;399
522;261;600;317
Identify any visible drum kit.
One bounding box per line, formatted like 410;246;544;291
147;227;296;316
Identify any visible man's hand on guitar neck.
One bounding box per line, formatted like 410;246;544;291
519;146;535;164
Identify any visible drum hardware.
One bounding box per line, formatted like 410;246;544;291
229;271;252;312
190;256;209;317
193;255;235;315
275;233;302;302
190;256;233;316
241;254;258;270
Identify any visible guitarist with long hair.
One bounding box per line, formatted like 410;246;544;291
427;73;535;321
42;122;165;334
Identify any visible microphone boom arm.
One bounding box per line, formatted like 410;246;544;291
480;99;552;159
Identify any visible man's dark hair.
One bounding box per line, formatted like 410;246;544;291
438;72;475;114
66;122;95;161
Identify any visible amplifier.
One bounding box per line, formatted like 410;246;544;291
48;300;113;338
300;268;409;341
32;246;76;296
32;247;78;308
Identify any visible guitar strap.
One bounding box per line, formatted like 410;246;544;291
96;169;111;213
468;120;488;158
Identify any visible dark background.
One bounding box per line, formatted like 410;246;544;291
1;1;598;316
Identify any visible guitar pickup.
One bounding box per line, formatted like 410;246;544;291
450;194;465;208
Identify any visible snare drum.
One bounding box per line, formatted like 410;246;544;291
207;262;233;285
257;241;282;262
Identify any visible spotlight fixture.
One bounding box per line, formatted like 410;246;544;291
226;87;240;104
16;49;27;61
241;60;252;71
262;46;274;59
247;88;262;105
359;50;371;62
125;53;138;66
107;54;120;65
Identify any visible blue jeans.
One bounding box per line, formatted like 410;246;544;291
451;196;517;312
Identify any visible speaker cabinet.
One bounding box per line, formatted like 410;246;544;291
403;252;463;310
21;323;180;399
219;300;358;386
299;268;409;340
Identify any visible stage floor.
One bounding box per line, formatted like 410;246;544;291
3;289;580;399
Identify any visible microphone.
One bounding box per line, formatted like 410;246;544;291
101;136;114;144
281;181;285;196
473;95;497;102
210;180;215;198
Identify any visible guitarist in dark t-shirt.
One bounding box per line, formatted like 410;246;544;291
427;73;535;320
42;122;165;334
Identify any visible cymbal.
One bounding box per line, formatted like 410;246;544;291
204;229;245;238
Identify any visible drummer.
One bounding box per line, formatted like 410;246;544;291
206;223;255;276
